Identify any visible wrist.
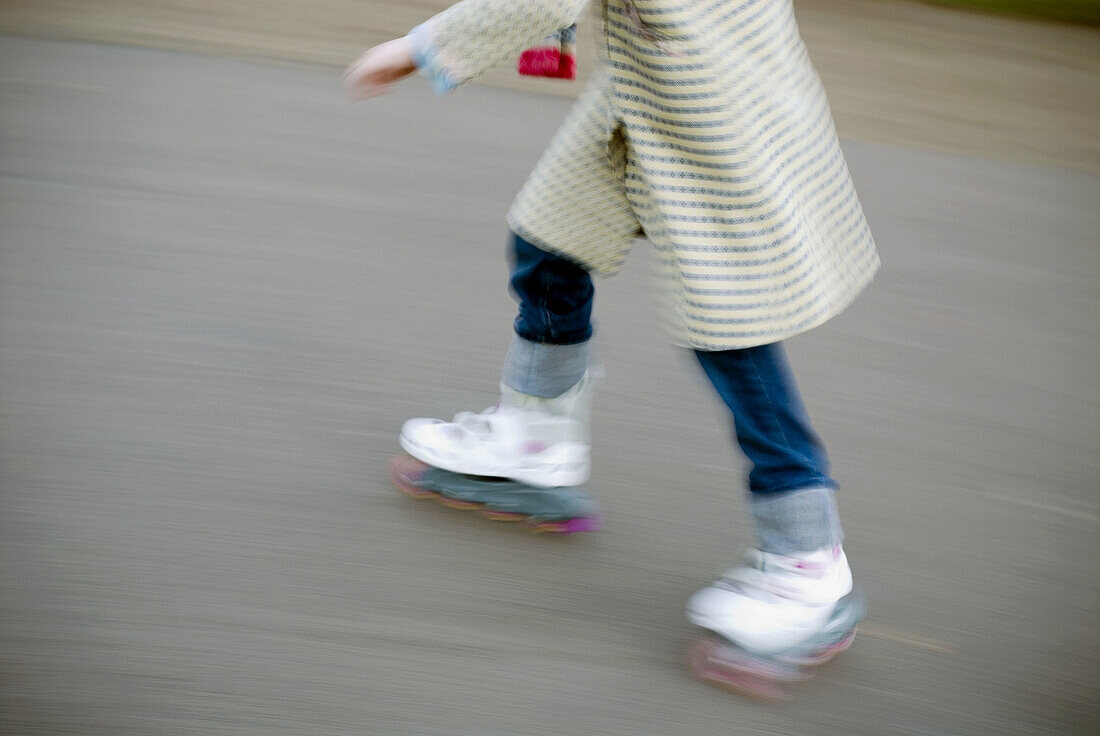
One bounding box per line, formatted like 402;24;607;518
407;23;459;95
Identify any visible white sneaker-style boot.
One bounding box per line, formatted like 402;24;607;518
399;371;596;488
687;546;854;655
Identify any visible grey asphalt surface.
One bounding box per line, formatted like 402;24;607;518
1;37;1098;735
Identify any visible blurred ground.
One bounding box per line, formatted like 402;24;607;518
1;27;1099;735
0;0;1098;171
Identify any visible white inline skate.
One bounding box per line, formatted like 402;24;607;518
686;546;864;700
390;372;601;533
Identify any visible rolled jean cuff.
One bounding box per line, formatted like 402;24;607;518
750;486;844;555
502;336;588;398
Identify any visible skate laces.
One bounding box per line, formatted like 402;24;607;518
445;404;511;440
716;549;828;603
436;373;596;449
445;403;557;445
451;407;496;432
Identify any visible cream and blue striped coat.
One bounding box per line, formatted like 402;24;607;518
412;0;879;350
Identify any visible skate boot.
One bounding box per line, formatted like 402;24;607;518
686;546;864;701
390;372;600;533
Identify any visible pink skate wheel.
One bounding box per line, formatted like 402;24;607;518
389;455;436;498
687;637;789;702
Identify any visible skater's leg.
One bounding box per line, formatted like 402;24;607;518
509;232;594;347
393;231;603;527
399;232;598;487
503;233;594;398
686;343;859;679
693;343;842;554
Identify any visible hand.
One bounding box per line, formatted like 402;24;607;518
345;38;417;100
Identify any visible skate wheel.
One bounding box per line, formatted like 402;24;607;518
388;455;434;497
687;637;794;702
524;516;603;534
436;496;482;511
394;483;437;500
389;455;601;534
390;455;479;508
481;509;526;522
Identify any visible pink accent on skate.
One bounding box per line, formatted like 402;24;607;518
522;440;548;455
556;516;602;533
793;560;825;573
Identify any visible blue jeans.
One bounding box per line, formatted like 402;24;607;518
507;232;836;496
510;233;594;345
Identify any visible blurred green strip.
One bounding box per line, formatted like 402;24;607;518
924;0;1100;25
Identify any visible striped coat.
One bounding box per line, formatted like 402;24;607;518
413;0;879;349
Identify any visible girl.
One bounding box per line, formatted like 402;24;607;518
347;0;877;697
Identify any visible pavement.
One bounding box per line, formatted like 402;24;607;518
1;36;1098;735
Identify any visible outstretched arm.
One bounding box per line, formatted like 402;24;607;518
345;38;418;100
346;0;589;99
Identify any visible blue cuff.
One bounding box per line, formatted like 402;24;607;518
407;24;458;96
502;336;590;398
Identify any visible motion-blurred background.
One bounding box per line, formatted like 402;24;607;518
1;2;1097;734
2;0;1098;169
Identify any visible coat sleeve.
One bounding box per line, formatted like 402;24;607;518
407;0;590;94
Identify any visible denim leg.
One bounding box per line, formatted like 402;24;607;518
694;343;835;494
503;233;594;398
509;232;594;345
694;343;843;554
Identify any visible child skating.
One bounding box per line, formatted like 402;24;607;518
347;0;878;699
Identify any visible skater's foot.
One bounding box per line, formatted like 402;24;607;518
687;546;853;654
399;372;596;488
686;547;862;699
